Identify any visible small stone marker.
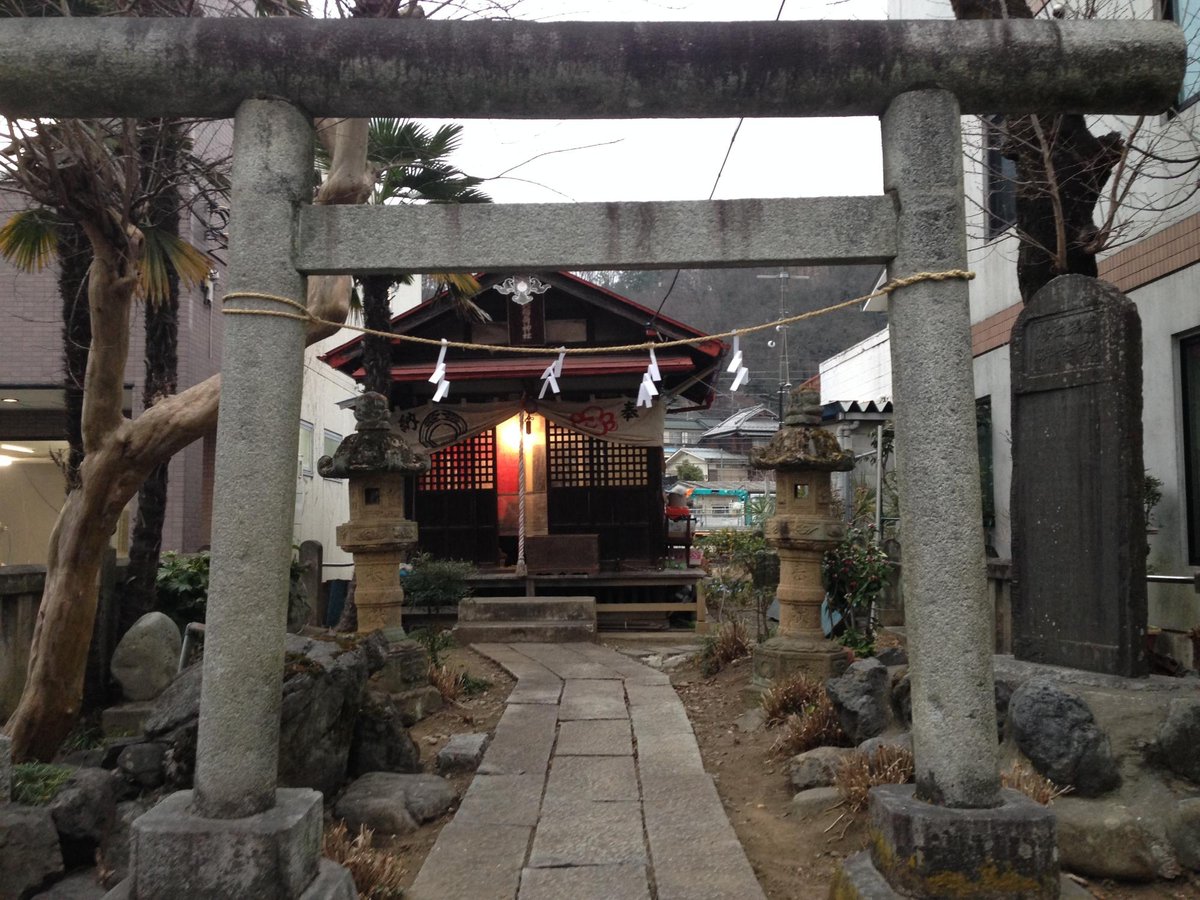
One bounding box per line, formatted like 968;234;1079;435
1011;275;1148;677
110;612;182;702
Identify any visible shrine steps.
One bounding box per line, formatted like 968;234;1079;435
453;596;597;644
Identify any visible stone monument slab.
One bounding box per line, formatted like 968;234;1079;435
1010;275;1148;677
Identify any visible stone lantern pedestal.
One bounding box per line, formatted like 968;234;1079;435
318;393;426;643
748;389;854;695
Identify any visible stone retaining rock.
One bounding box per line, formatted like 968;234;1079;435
0;805;64;899
393;685;443;727
348;692;421;778
48;768;122;867
1153;697;1200;784
110;612;181;702
826;659;889;744
30;869;106;899
790;786;842;819
789;745;853;792
144;631;401;797
99;798;153;888
857;732;913;758
1009;678;1120;797
334;772;455;836
436;734;491;775
1167;797;1200;871
116;742;166;790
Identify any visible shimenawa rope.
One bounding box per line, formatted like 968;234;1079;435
220;269;974;356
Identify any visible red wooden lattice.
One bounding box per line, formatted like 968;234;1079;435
417;430;496;492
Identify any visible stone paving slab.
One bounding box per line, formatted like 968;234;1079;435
513;643;625;680
454;773;545;827
635;730;705;772
543;755;639;806
555;718;633;756
474;643;564;683
517;863;651;900
407;822;531;900
416;642;766;900
558;678;628;720
568;644;673;685
505;677;563;706
478;703;558;775
527;800;647;868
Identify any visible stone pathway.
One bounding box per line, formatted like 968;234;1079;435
409;642;766;900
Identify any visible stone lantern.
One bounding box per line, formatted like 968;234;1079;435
749;388;855;689
318;392;426;639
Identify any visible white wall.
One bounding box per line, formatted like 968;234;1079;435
0;459;64;566
293;281;422;574
819;328;892;403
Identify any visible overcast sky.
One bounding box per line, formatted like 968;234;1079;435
417;0;890;205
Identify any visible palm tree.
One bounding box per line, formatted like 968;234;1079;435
322;118;490;397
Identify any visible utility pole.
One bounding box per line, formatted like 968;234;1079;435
756;270;809;419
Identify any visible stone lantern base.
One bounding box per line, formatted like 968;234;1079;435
746;635;849;703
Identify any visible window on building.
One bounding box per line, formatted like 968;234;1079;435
1182;333;1200;564
984;116;1018;240
298;420;314;477
1164;0;1200;109
322;430;343;479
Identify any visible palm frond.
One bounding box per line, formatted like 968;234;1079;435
0;207;61;272
139;226;212;304
430;273;490;323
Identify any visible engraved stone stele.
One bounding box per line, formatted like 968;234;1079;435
1010;275;1148;677
747;388;854;693
319;392;427;639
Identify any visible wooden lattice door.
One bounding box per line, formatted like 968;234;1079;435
546;422;663;563
414;430;499;564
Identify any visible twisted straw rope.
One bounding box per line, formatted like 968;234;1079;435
221;268;974;356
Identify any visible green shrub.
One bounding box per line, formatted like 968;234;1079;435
821;524;890;649
402;553;474;614
156;550;211;628
156;548;308;630
13;763;73;805
410;627;455;668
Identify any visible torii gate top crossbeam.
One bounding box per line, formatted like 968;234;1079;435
0;18;1182;121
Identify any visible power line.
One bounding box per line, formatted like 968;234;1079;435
649;0;787;327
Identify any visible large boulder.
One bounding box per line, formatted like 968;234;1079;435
146;631;395;797
110;612;181;702
347;692;421;778
48;768;123;867
116;742;167;790
0;805;64;899
1055;795;1180;881
1008;678;1120;797
1153;697;1200;784
825;658;889;745
334;772;455;836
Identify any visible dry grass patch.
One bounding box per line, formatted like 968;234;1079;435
1001;759;1070;805
834;745;915;812
771;697;849;757
323;821;406;900
695;620;752;676
761;673;827;725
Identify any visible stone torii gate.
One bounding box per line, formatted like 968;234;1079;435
0;17;1182;899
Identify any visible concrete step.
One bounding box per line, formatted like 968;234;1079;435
458;596;596;624
453;620;598;644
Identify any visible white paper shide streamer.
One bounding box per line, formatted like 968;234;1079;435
637;347;662;408
429;338;450;402
727;334;750;391
538;347;567;399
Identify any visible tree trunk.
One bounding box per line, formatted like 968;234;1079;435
124;174;182;636
1009;115;1121;303
360;274;394;398
59;224;91;492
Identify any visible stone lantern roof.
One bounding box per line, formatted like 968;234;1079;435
750;389;854;472
317;392;427;478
